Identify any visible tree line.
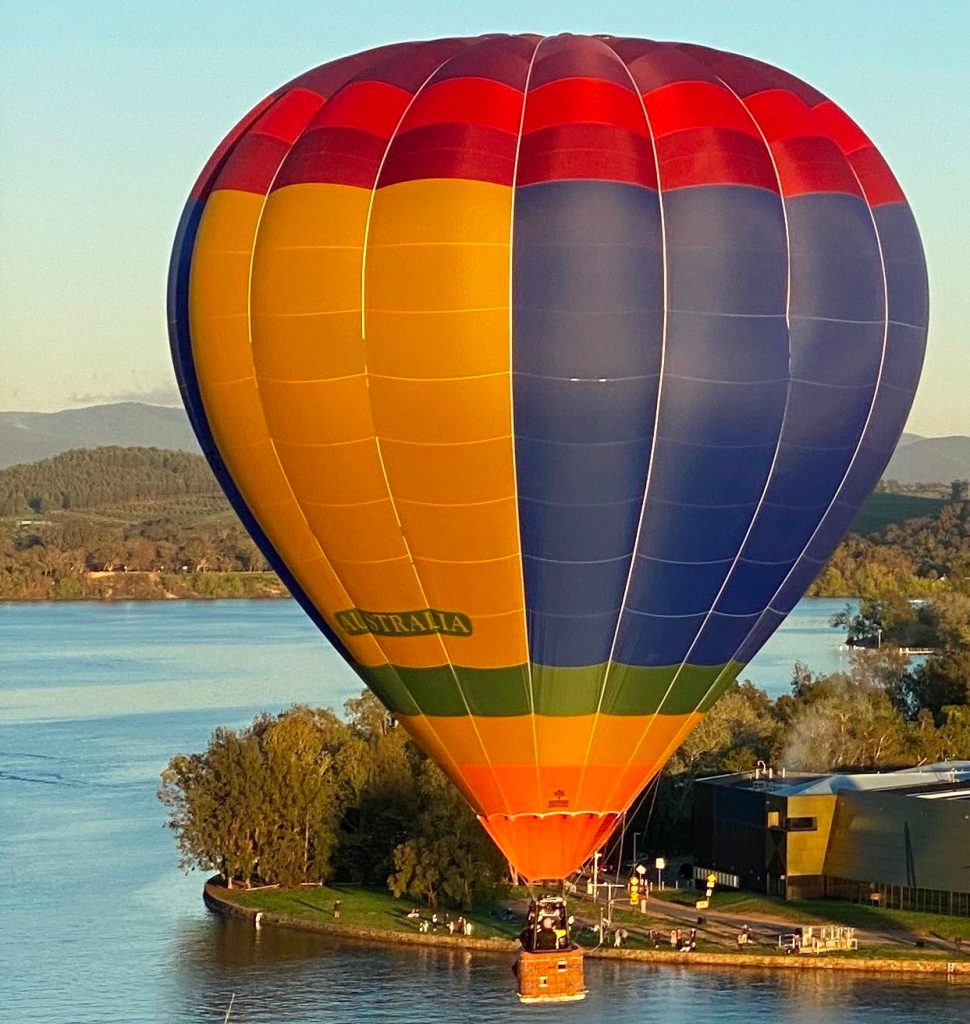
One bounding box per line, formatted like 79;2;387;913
0;446;220;516
163;647;970;903
159;693;507;910
3;446;967;604
1;514;275;599
0;447;277;599
808;500;970;598
877;478;968;501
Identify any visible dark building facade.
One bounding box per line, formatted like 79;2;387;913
693;763;970;915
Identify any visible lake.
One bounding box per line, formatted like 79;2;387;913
2;598;964;1024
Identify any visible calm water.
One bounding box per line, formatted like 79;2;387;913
1;598;964;1024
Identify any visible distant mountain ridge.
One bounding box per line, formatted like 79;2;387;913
882;435;970;485
0;402;967;484
0;403;200;468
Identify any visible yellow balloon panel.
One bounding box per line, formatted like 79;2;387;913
395;497;520;562
366;308;510;379
412;555;522;616
367;178;511;246
368;375;511;445
379;438;517;505
439;610;526;669
188;189;388;670
273;439;388;506
301;499;406;564
251;310;363;382
256;378;374;445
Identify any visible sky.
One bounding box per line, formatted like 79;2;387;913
2;0;968;435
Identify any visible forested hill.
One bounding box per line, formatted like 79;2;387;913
0;403;200;468
0;447;278;600
807;499;970;598
1;445;967;603
0;447;222;517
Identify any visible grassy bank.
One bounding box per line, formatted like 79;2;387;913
651;888;970;943
211;881;970;969
226;883;521;942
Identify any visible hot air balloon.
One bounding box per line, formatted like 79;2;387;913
168;34;928;886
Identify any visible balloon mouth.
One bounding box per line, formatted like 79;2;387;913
480;811;620;882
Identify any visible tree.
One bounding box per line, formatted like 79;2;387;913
159;706;357;888
935;705;970;760
951;479;968;502
635;680;781;854
388;761;506;910
159;729;264;887
892;651;970;724
773;653;917;770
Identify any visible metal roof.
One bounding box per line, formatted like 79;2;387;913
702;762;970;799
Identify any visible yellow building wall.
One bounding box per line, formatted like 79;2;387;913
783;794;838;877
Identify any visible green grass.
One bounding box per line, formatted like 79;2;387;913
792;900;970;941
652;888;761;910
651;888;970;941
851;492;946;536
225;883;970;962
227;883;521;940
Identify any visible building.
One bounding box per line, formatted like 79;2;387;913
693;762;970;915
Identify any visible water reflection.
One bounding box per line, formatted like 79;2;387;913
168;914;510;1023
161;912;968;1024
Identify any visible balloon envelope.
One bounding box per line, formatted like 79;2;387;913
168;34;928;881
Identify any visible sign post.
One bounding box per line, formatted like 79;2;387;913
696;872;717;910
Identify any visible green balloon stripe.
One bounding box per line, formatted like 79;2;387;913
360;661;745;718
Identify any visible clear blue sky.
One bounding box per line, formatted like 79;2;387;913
2;0;967;435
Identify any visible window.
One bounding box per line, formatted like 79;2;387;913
786;816;817;832
767;810;781;828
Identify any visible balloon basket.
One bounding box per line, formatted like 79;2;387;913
515;946;587;1003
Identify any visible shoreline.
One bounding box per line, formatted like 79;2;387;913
0;593;289;603
203;881;970;977
0;572;289;603
0;589;861;604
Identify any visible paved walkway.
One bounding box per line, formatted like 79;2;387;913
557;891;967;958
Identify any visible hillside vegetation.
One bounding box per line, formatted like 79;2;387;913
809;501;970;598
0;402;200;468
0;447;281;600
1;446;967;603
850;492;946;536
0;446;220;516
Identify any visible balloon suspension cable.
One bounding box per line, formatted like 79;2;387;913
614;811;626;884
599;771;663;875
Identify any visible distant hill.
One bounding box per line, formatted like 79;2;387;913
850;492;947;536
0;446;277;601
0;446;222;517
1;402;967;487
882;436;970;486
0;403;200;468
896;432;924;447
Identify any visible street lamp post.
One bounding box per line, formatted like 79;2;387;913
592;851;601;899
632;831;640;866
